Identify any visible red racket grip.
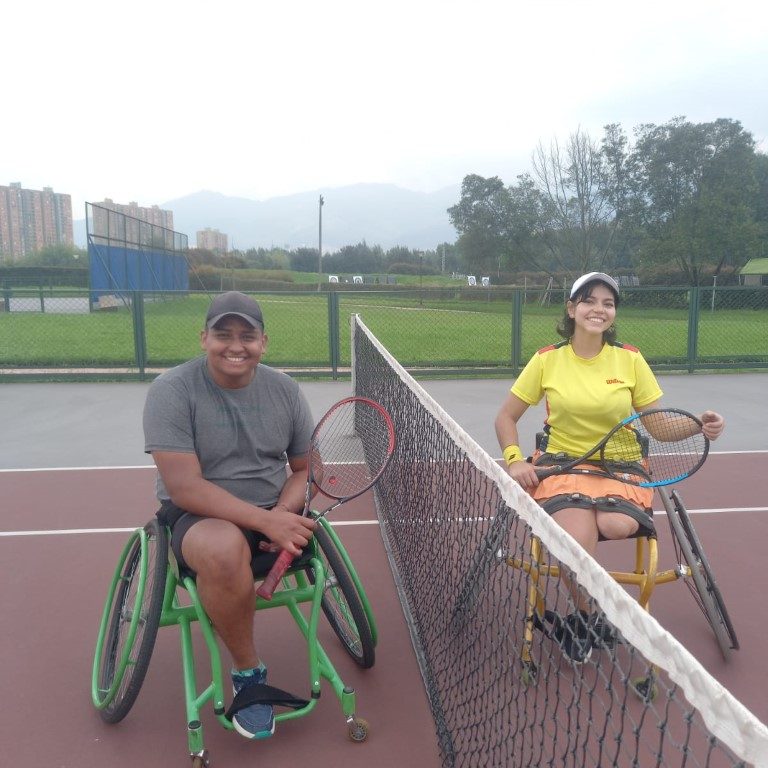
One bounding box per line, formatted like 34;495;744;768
256;548;294;600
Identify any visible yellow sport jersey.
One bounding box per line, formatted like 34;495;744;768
511;340;663;459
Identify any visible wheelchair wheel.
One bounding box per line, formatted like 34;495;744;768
310;525;375;669
450;501;511;627
663;489;738;659
92;518;168;723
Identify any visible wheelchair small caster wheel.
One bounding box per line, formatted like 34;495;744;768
521;660;538;686
190;750;210;768
631;675;658;702
348;717;369;742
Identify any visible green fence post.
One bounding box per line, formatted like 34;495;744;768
328;291;340;380
131;291;147;376
687;286;700;373
511;288;523;374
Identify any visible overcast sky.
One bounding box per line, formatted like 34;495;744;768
5;0;767;218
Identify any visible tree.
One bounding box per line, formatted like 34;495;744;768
599;123;643;268
384;246;415;268
220;254;247;269
531;128;614;275
186;247;219;267
243;248;290;270
447;175;515;274
324;242;384;274
434;242;461;273
505;174;548;271
289;247;319;272
21;244;87;267
748;151;768;257
630;117;761;283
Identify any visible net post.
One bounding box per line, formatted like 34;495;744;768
350;313;359;396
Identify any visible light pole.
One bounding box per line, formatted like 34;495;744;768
317;194;324;291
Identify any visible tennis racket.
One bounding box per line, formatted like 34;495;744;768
256;396;395;600
534;408;709;488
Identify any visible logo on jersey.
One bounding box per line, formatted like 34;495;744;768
605;378;625;384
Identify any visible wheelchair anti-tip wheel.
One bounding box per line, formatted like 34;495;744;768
190;750;210;768
347;716;370;742
92;518;168;723
631;674;658;703
663;489;738;660
309;524;376;669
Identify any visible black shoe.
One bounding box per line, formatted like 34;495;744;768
554;610;594;664
590;613;619;649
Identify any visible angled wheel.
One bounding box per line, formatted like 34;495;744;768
450;501;511;628
309;524;375;668
662;489;738;659
92;518;168;722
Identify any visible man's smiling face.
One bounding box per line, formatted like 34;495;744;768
201;315;268;388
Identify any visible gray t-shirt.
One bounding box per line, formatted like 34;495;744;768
143;356;314;507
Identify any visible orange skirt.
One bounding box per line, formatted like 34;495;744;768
530;454;654;510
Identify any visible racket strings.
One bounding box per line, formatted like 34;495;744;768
311;401;392;498
613;412;706;483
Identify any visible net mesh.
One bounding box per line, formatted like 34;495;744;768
351;314;768;768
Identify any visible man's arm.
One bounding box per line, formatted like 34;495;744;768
273;455;311;515
152;450;315;556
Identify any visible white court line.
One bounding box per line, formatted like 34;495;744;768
653;506;768;515
1;449;766;475
1;511;766;538
0;465;153;473
0;519;381;537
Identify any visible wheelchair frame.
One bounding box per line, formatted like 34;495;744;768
91;515;376;767
510;485;738;697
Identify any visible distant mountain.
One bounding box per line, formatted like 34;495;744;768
73;183;461;251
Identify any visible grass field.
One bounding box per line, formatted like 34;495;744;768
1;290;766;372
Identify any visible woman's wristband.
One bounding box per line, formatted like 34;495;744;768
503;444;524;465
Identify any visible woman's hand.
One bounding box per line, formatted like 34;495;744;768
507;460;539;491
700;410;725;441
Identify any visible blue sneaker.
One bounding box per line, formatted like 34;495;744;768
231;664;275;740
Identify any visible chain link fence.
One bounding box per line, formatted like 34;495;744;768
1;286;766;380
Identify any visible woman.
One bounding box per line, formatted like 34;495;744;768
495;272;725;661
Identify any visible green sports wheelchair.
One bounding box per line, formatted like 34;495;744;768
91;513;376;767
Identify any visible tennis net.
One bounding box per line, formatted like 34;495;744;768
351;314;768;768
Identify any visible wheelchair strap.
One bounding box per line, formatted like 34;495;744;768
225;683;310;720
541;493;656;539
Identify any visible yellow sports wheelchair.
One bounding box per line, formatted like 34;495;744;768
91;514;376;767
506;483;739;698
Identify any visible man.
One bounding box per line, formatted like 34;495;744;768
143;291;317;739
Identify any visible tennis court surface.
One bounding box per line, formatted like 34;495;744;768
1;320;767;767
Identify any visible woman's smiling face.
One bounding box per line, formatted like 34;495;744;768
568;283;617;337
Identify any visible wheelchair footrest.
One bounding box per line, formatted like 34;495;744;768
225;684;310;721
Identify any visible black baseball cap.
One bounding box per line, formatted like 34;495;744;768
205;291;264;330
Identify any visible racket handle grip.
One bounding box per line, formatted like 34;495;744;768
256;548;294;600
